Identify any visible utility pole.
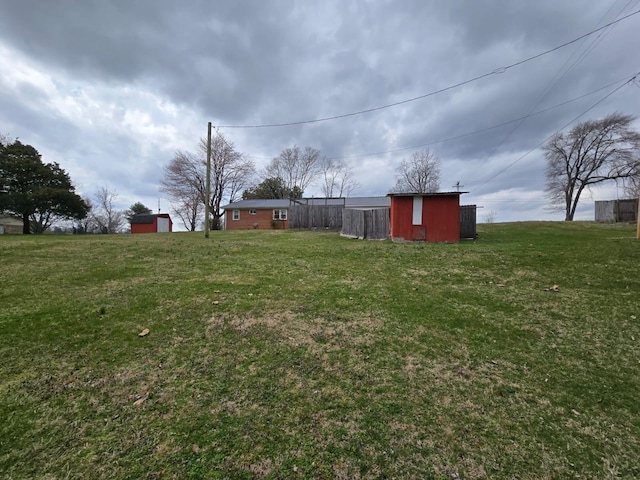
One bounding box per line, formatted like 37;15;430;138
453;181;464;192
204;122;212;238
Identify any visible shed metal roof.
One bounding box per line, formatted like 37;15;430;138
345;196;390;208
0;215;23;226
130;213;171;224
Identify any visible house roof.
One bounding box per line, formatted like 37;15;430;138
221;199;292;210
0;215;23;226
293;197;345;206
345;196;390;208
130;213;172;224
387;192;467;197
222;196;393;210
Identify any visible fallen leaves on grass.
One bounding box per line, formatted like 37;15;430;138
133;394;149;406
138;328;150;337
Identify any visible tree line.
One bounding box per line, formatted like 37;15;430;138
162;113;640;228
160;135;361;230
0;136;157;234
3;112;638;233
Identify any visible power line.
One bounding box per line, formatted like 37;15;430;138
562;0;639;79
471;1;632;173
536;0;637;102
216;9;640;129
243;75;633;162
324;76;629;161
477;200;549;203
469;73;638;194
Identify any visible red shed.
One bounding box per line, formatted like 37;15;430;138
388;192;464;243
130;213;173;234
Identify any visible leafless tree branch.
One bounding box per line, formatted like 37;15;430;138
544;112;640;220
392;149;441;193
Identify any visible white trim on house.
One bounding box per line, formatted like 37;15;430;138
273;209;287;220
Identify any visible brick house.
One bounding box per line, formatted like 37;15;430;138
221;199;291;230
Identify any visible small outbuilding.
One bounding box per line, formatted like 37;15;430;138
388;192;464;243
130;213;173;234
595;199;638;223
0;215;23;234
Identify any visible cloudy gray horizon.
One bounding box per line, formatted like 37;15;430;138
1;0;639;226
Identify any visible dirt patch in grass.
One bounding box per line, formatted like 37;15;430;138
207;311;382;349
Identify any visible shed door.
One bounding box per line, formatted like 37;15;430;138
157;217;170;232
412;196;423;225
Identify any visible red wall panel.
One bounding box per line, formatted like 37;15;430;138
130;215;172;234
131;222;158;234
423;196;460;242
390;194;460;242
390;196;415;241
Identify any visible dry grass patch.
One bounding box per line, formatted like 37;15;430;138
207;310;382;349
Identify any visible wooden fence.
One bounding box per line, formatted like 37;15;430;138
292;203;476;240
289;205;344;229
341;208;390;240
595;199;638;222
460;205;477;239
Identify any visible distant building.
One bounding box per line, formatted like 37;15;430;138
130;213;173;234
221;196;475;242
221;199;292;230
221;197;393;231
594;199;638;223
0;215;23;234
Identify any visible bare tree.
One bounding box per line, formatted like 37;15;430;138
160;132;255;230
544;113;640;221
171;191;203;232
93;186;125;233
392;149;441;193
77;196;98;233
623;175;640;199
265;146;321;195
319;157;358;197
161;150;205;231
483;210;498;224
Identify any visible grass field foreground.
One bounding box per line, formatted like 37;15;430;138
1;222;639;479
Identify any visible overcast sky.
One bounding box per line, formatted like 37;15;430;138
1;0;639;225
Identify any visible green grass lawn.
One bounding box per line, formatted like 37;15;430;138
1;222;639;479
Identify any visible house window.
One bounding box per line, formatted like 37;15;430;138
232;210;240;220
273;209;287;220
249;209;257;215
